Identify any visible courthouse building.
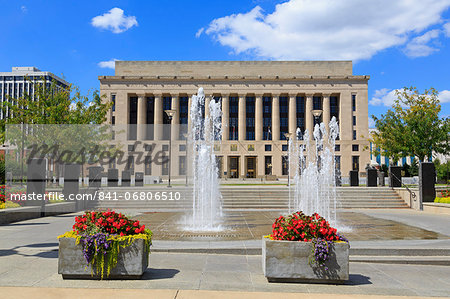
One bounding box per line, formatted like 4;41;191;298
99;61;369;179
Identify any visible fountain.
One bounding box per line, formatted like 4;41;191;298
288;117;340;225
186;87;223;230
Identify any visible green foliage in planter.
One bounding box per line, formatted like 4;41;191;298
58;228;152;279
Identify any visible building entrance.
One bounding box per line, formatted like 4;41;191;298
246;157;256;178
228;156;240;178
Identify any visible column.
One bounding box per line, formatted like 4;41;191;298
272;95;280;141
137;94;146;141
238;94;246;141
322;93;330;130
288;95;297;136
171;95;179;141
305;94;313;139
221;94;229;140
255;94;263;141
154;94;163;140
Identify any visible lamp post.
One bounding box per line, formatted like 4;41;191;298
284;132;292;186
182;132;188;186
312;109;323;127
165;109;176;188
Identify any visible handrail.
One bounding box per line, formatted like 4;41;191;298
389;171;417;204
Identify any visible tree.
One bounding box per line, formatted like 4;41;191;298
371;87;450;163
0;78;114;183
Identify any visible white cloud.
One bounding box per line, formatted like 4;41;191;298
368;118;375;129
444;22;450;37
98;58;120;69
21;5;27;13
203;0;450;60
403;29;441;57
91;8;138;34
370;88;399;107
371;88;450;106
439;90;450;103
195;27;204;38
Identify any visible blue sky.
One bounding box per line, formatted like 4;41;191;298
1;0;449;125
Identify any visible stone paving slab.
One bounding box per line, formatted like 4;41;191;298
3;287;448;299
1;251;450;296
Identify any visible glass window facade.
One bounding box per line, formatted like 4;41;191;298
330;96;339;122
229;96;239;140
296;96;305;135
279;96;289;140
263;96;272;140
246;96;255;140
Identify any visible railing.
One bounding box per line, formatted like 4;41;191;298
389;171;417;205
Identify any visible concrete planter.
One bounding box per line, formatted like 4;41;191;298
263;238;349;283
58;237;149;279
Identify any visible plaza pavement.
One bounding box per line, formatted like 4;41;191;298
0;209;449;297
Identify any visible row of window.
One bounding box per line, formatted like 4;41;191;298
125;142;360;153
114;154;359;177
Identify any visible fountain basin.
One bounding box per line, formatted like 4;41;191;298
262;238;349;283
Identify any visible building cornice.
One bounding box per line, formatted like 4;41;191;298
99;75;370;83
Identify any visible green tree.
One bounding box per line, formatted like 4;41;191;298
371;87;450;163
0;78;114;183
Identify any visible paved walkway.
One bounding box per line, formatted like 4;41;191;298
0;209;449;297
3;287;448;299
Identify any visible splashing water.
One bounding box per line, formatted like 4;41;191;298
186;87;223;230
288;117;340;225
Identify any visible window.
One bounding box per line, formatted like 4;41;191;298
352;156;359;171
263;96;272;140
330;96;339;122
352;94;356;112
246;96;255;140
296;96;305;134
111;116;115;125
162;144;169;151
353;130;357;140
128;97;138;140
128;144;135;152
111;94;116;111
179;144;186;151
145;144;153;151
352;115;356;126
179;96;189;139
282;144;288;151
279;96;289;140
229;96;239;140
265;144;272;151
352;144;359;151
335;144;340;152
313;96;322;110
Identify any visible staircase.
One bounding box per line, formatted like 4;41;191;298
89;185;408;211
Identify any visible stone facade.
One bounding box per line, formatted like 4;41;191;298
99;61;369;179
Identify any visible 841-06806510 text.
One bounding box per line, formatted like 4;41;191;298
97;191;182;201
